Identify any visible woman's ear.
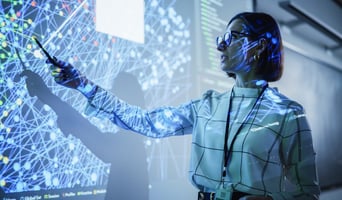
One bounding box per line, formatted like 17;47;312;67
258;38;267;50
257;38;267;53
252;38;267;61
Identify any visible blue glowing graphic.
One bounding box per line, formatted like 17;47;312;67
0;0;191;195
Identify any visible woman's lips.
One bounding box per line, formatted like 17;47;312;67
221;55;228;62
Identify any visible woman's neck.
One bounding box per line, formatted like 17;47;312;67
235;76;268;88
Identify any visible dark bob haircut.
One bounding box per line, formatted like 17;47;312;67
228;12;284;82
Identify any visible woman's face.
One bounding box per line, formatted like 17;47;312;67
218;19;258;75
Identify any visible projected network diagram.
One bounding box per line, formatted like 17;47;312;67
0;0;192;197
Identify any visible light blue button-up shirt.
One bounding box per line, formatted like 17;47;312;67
85;86;320;199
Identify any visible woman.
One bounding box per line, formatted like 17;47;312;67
47;12;320;200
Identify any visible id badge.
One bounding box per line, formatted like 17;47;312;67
215;188;232;200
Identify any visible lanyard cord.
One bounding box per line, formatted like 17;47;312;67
222;84;268;177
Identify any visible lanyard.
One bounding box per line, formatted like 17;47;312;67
222;84;268;177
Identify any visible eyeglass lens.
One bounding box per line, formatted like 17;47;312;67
216;32;231;50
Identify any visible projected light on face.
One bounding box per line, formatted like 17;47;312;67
217;15;283;82
216;31;258;74
0;0;191;194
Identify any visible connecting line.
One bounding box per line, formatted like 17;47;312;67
15;47;28;71
43;0;87;46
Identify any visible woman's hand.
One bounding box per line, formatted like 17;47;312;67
47;58;97;98
47;58;84;89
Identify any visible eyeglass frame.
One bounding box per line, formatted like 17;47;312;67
216;31;255;51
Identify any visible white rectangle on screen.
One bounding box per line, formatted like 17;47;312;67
95;0;145;44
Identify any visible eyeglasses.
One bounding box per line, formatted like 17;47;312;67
216;31;252;51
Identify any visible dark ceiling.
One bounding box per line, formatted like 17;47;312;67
256;0;342;71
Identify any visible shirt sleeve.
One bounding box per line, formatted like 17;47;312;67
272;105;320;199
84;86;196;138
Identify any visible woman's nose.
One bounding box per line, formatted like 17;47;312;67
217;41;227;52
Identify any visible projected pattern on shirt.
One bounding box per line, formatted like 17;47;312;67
0;0;191;193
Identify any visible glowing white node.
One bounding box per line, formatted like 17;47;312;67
50;132;56;140
49;43;56;50
91;59;97;65
158;35;163;42
24;161;31;170
145;24;151;32
91;173;97;182
145;140;152;146
151;0;158;7
7;78;14;89
164;110;172;118
33;185;40;191
13;162;20;171
158;7;165;16
69;142;75;150
33;50;43;59
7;138;14;144
103;53;109;60
161;19;167;26
14;115;19;122
52;177;59;186
16;182;24;191
43;104;51;111
130;50;136;58
45;179;51;186
43;171;51;179
47;119;54;127
72;156;79;164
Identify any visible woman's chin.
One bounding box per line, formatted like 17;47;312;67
220;63;230;72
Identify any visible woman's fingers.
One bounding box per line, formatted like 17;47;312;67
50;65;64;78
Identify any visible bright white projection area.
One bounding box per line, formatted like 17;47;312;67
96;0;145;43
